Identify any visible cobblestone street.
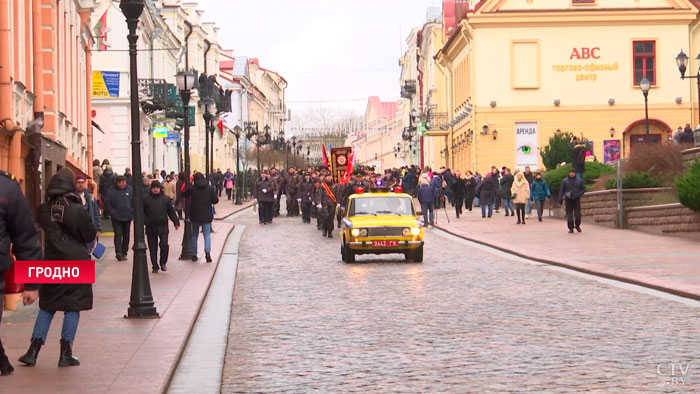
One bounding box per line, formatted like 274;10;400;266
221;205;700;393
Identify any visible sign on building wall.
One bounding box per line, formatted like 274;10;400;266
92;71;120;97
515;122;539;169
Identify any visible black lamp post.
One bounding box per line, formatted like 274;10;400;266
306;146;310;166
639;77;651;138
243;121;258;195
175;70;196;260
232;125;242;205
295;141;303;168
201;98;215;178
676;50;700;127
255;125;270;171
121;0;157;318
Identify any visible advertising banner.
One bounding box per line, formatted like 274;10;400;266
92;71;120;97
603;140;621;163
515;122;539;169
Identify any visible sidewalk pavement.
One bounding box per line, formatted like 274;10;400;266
434;205;700;301
1;202;251;394
214;197;254;220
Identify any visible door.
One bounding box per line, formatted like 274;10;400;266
630;134;661;148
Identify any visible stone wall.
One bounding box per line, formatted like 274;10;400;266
578;188;672;227
682;147;700;165
626;204;700;240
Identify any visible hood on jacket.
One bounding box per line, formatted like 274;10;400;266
102;166;114;178
193;173;209;189
418;173;430;186
47;170;76;198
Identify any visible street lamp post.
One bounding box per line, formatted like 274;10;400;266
306;146;310;166
255;125;270;171
232;125;242;205
175;70;196;260
121;0;157;318
201;99;215;178
640;77;651;138
676;50;700;127
243;121;258;196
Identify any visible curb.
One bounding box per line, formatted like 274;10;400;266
435;225;700;302
215;202;254;221
159;223;238;394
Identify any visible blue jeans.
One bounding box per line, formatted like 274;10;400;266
481;203;494;217
503;198;514;211
31;309;80;344
421;202;435;225
474;196;480;207
191;221;212;255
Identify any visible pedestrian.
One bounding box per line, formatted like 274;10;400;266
19;169;96;368
270;168;283;217
143;180;180;273
318;173;338;238
0;170;41;376
464;171;477;212
98;165;115;218
523;166;535;218
450;170;467;218
106;175;133;261
558;168;586;233
183;173;218;262
473;172;482;207
476;169;499;218
416;173;435;226
92;159;102;185
283;167;301;217
75;175;102;251
254;170;277;225
299;172;315;224
569;136;587;181
499;168;515;217
530;172;551;222
431;170;445;209
214;169;224;197
511;171;531;224
402;167;416;196
678;125;696;145
224;169;234;200
175;172;186;219
124;168;133;188
163;174;177;200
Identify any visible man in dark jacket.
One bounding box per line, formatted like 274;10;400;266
569;137;587;181
450;170;467;218
0;170;41;375
416;178;435;226
175;172;186;219
283;168;300;217
214;169;224;197
318;174;338;238
143;181;180;272
98;166;116;218
558;168;586;233
19;169;96;368
182;173;218;262
476;169;499;218
298;173;315;224
402;168;416;196
678;125;696;145
106;176;133;261
254;170;277;225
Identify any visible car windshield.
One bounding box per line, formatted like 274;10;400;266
349;197;415;217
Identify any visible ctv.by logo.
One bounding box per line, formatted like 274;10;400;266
657;362;691;385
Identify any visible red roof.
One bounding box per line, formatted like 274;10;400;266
368;96;398;120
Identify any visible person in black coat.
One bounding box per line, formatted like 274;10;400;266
98;166;115;218
19;169;96;368
143;181;180;273
106;176;133;261
298;173;315;224
569;137;587;181
175;172;186;219
450;170;467;218
182;173;218;262
253;170;277;225
476;169;499;218
464;171;477;212
0;170;42;376
558;168;586;233
499;169;515;216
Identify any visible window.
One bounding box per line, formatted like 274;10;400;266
633;41;655;85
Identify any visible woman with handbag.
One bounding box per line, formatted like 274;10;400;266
18;169;96;368
511;171;531;224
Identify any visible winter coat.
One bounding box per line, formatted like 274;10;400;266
530;179;551;201
182;176;219;223
679;130;695;145
0;172;42;293
254;178;277;203
99;168;115;199
37;172;96;312
499;173;514;199
476;175;498;206
510;178;531;205
570;142;587;173
450;177;467;199
143;191;180;233
163;180;177;200
402;171;416;191
416;184;436;204
524;172;534;185
299;178;315;204
431;175;444;198
464;177;477;199
106;186;134;222
319;181;338;207
176;179;186;203
559;176;586;202
80;189;102;232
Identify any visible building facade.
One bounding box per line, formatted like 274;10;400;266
437;0;700;173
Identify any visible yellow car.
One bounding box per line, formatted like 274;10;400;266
340;187;424;263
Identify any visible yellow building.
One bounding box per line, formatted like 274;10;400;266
436;0;700;173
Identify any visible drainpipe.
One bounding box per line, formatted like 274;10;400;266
184;21;193;70
0;0;20;175
80;11;92;183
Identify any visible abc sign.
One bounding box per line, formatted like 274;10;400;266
569;47;600;60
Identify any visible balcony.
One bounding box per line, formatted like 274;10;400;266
427;111;448;130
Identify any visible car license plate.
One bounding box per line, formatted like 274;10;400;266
372;240;399;247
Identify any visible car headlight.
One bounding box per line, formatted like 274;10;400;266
351;228;360;237
402;228;411;236
410;227;421;235
360;228;368;237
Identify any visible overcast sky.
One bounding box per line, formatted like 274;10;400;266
194;0;443;116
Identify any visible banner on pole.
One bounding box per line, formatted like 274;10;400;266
514;122;539;170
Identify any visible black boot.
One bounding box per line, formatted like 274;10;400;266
205;253;212;263
18;338;43;366
0;339;13;375
58;339;80;367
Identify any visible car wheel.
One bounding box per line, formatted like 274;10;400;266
411;246;423;263
341;243;346;262
344;244;355;264
404;252;411;261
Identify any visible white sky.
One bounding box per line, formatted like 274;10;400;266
194;0;443;115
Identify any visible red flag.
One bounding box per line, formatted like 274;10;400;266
340;148;355;184
216;120;224;138
322;144;329;167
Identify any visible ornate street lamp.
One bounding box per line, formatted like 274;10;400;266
232;125;242;205
639;77;651;138
200;98;216;177
306;146;310;166
676;50;700;126
121;0;157;318
243;121;258;195
255;124;270;171
175;70;196;260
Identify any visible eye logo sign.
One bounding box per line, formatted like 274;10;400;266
517;145;533;154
